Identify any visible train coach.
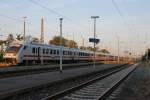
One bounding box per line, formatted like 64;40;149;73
4;39;93;64
3;38;114;65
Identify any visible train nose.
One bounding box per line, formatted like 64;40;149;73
4;53;16;58
3;53;17;65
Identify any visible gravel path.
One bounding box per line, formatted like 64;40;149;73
107;62;150;100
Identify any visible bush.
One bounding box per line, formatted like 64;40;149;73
0;53;3;61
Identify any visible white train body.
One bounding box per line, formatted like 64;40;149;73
4;37;115;65
4;40;94;64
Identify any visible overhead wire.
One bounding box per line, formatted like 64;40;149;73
112;0;142;55
29;0;72;21
0;13;31;24
111;0;135;33
28;0;89;32
0;13;22;22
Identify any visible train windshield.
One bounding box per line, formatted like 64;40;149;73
5;45;22;53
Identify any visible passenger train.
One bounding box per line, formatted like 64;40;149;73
4;37;116;65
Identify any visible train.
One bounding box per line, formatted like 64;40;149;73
3;37;116;65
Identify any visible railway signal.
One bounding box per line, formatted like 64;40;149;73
89;38;100;44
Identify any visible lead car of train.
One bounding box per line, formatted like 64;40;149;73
4;37;115;65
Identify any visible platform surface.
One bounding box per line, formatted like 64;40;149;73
0;64;120;98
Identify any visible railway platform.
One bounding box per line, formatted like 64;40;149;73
0;62;99;74
0;64;122;99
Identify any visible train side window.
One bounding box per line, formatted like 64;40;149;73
32;48;35;53
43;48;45;54
57;50;59;54
24;46;27;49
53;50;56;54
46;49;49;54
50;49;53;54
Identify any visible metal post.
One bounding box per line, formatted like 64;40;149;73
117;36;120;64
41;18;44;43
59;18;63;73
23;17;27;42
94;19;96;67
40;18;44;65
73;33;75;48
91;16;99;68
146;47;148;61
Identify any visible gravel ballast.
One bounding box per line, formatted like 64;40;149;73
107;62;150;100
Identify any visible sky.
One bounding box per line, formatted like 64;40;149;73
0;0;150;57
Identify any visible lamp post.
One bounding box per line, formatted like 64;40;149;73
91;16;99;68
59;18;63;73
23;16;27;42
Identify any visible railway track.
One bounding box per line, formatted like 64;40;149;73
41;63;138;100
1;64;128;100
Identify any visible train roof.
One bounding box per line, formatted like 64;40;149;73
30;42;91;53
8;38;111;55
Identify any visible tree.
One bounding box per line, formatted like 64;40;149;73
99;49;110;54
0;53;3;61
0;40;4;45
32;37;39;43
49;36;65;46
16;34;23;41
0;40;6;52
86;46;99;51
6;34;14;45
80;46;86;50
49;36;78;48
68;40;78;48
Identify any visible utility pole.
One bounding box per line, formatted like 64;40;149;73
73;33;75;48
40;18;44;65
59;18;63;73
145;33;148;61
41;18;44;43
91;16;99;68
23;17;27;42
116;35;120;64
